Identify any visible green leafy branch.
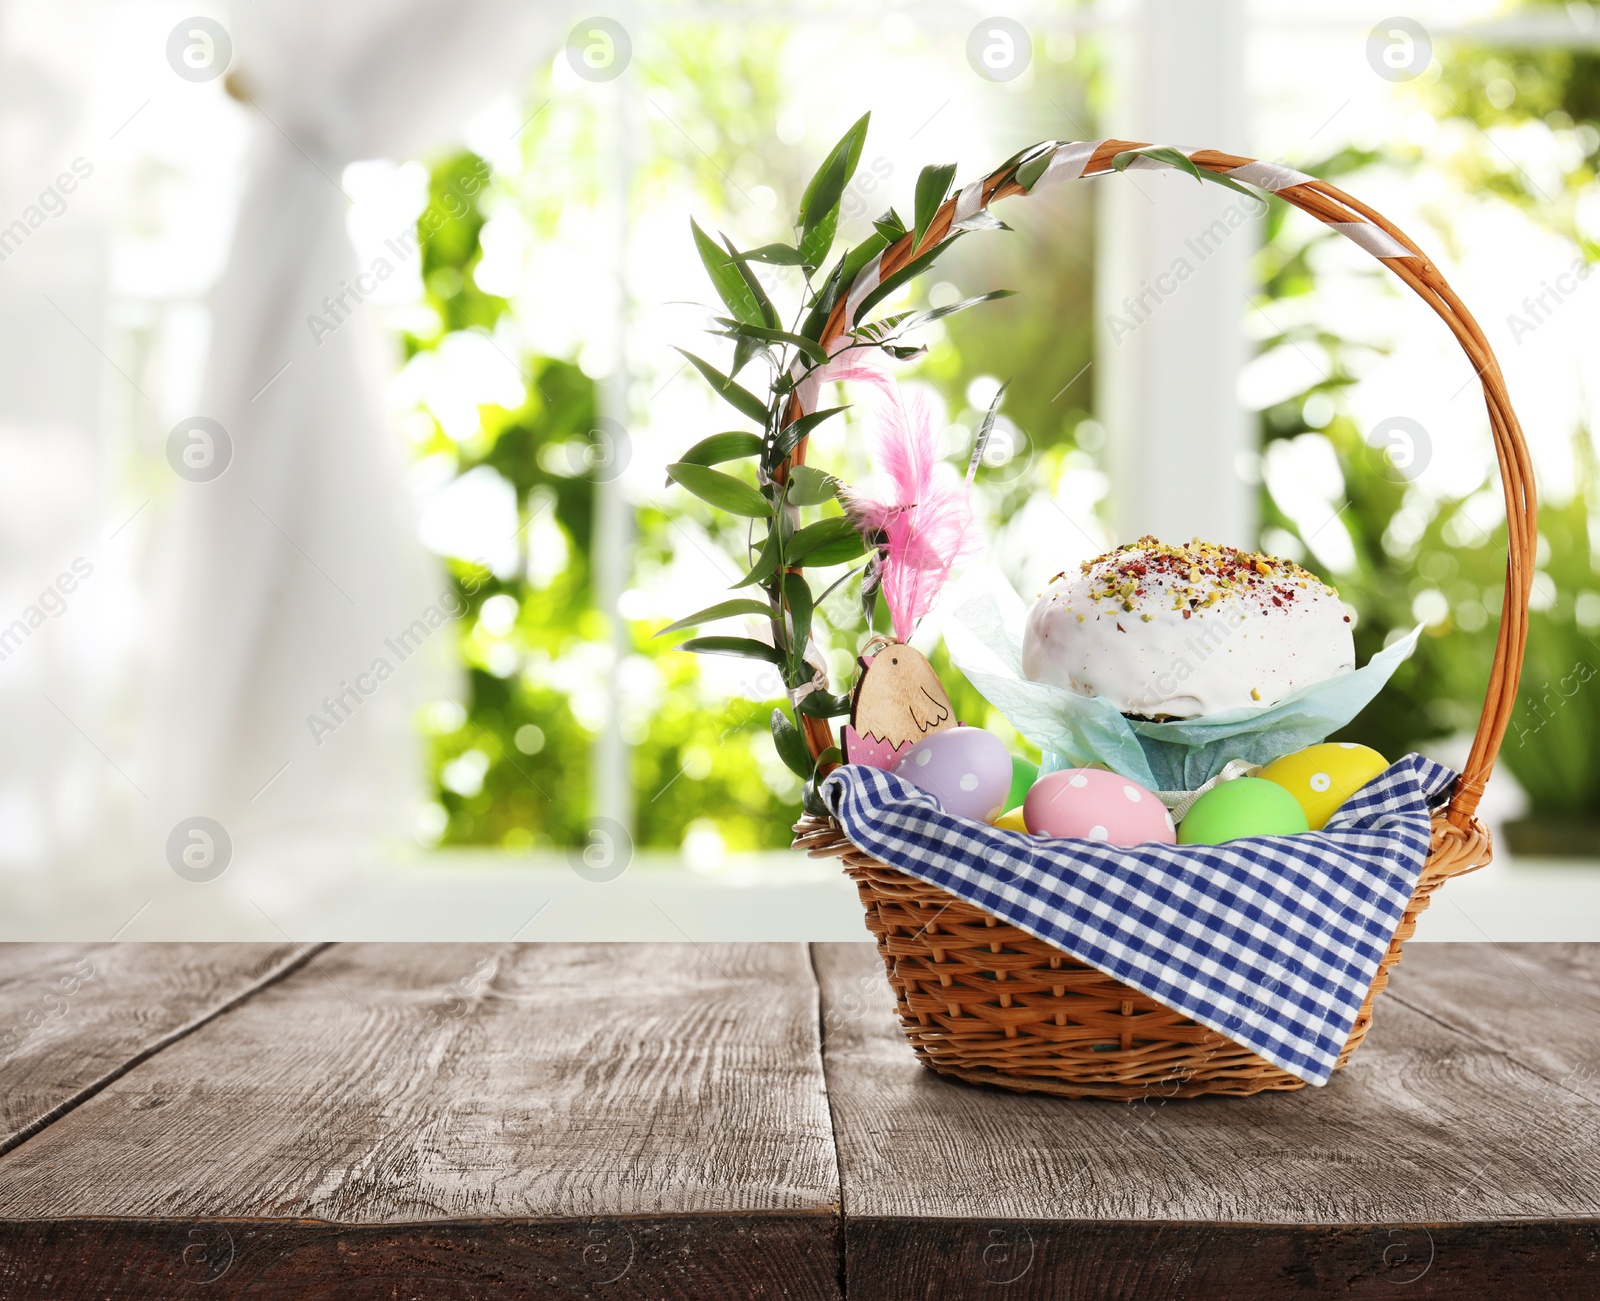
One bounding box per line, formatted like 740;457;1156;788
663;114;1021;801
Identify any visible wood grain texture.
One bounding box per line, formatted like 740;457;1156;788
0;944;841;1300
0;1216;837;1300
1385;941;1600;1106
813;941;1600;1300
0;944;319;1156
843;1220;1600;1300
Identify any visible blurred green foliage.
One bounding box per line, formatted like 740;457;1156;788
415;153;507;341
1251;26;1600;818
1270;412;1600;817
403;148;804;850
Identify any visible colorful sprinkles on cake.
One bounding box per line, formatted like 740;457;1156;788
1022;534;1360;718
1042;535;1346;621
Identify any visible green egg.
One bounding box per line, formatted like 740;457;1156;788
1177;777;1311;845
1007;756;1039;812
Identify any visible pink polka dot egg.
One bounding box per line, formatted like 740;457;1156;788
1023;768;1176;846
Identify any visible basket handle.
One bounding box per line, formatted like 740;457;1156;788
780;140;1536;829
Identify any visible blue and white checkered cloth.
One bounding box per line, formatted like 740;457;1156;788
821;753;1457;1085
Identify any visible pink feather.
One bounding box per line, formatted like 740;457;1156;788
819;348;979;642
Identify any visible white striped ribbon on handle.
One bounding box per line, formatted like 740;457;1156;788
799;140;1422;423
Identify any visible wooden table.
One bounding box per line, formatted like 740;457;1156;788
0;942;1595;1299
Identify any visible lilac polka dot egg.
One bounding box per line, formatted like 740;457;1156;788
892;728;1013;823
1022;768;1176;846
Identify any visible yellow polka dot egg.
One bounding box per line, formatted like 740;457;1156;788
1257;742;1389;831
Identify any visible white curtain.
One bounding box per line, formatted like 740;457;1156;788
144;0;576;870
0;2;112;881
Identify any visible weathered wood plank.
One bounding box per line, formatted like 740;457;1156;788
1385;941;1600;1106
814;941;1600;1300
0;944;842;1300
842;1220;1600;1300
0;943;319;1155
0;1216;834;1300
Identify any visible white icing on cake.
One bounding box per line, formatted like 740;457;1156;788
1021;536;1355;718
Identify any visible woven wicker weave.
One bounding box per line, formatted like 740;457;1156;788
785;140;1535;1098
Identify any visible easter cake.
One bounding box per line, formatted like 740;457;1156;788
1021;536;1355;720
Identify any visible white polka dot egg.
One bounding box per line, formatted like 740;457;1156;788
891;727;1013;823
1022;768;1175;845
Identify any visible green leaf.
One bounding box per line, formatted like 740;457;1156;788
712;318;828;367
1113;144;1202;182
666;462;772;517
798;111;870;232
800;532;868;567
770;707;814;778
851;311;915;344
691;219;767;327
1016;152;1053;192
770;405;848;468
655;597;774;638
890;290;1017;338
797;690;852;719
728;332;762;378
674;348;770;425
732;529;781;588
796;113;871;271
723;233;779;328
788;515;866;566
798;205;839;274
784;464;837;506
1008;140;1060;191
999;138;1057;174
680;636;783;664
847;292;1012;353
837;232;891;299
738;242;808;265
1111;145;1260;200
798;255;850;340
781;570;814;650
678;431;764;467
872;207;907;243
803;748;844;811
853;232;965;323
913;163;957;248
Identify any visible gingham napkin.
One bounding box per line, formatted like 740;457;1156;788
820;754;1456;1085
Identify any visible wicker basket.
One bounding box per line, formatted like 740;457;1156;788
787;139;1536;1099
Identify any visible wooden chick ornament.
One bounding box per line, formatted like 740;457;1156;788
843;641;956;768
823;349;980;769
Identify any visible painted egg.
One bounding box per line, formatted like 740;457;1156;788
1022;769;1175;845
893;727;1013;823
1258;742;1390;830
1007;755;1040;812
991;806;1029;834
1177;777;1310;845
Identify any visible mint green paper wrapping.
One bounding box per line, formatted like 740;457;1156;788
943;572;1422;792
